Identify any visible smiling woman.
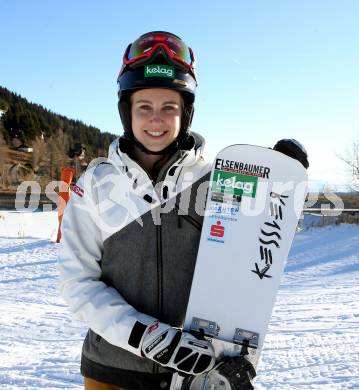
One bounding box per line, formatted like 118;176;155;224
57;30;309;390
130;88;183;171
58;31;217;390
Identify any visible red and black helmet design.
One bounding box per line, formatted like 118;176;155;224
117;31;197;141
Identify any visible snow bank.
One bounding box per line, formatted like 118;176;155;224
0;211;58;240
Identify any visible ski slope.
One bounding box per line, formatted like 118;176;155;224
0;211;358;389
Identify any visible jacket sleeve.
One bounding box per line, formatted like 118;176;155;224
58;167;154;356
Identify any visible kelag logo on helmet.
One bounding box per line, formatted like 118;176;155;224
144;65;175;78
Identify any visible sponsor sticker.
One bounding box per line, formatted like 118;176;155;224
210;221;225;237
72;184;84;197
147;321;159;334
207;220;226;244
215;158;270;179
211;170;258;205
145;332;167;354
208;202;239;222
144;64;175;78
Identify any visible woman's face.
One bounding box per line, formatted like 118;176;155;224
131;88;182;152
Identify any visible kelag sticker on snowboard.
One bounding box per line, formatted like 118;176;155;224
211;170;257;204
210;158;270;205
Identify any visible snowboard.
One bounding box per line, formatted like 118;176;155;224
170;144;308;389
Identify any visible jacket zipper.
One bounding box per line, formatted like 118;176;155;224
153;219;163;375
174;204;202;231
156;223;163;318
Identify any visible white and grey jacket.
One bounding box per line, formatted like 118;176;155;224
58;133;211;378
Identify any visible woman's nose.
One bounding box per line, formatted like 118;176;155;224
150;110;163;122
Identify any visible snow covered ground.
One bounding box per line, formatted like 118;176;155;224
257;224;359;390
0;211;358;389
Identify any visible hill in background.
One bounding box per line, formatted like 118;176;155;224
0;86;117;190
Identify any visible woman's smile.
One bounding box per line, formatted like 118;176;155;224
144;130;168;138
131;88;182;153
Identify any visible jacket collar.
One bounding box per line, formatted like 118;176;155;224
107;131;206;174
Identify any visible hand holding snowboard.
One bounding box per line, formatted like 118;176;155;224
141;321;216;376
273;138;309;169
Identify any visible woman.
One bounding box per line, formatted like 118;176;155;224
58;31;309;390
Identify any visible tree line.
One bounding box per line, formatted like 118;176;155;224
0;86;118;189
0;86;116;158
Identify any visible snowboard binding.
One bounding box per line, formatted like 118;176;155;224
181;355;256;390
176;318;257;389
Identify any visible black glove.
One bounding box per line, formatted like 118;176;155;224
141;320;215;375
273;139;309;169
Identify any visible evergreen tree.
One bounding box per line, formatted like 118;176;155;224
0;85;116;157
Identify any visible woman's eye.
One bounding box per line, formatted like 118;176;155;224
163;106;176;111
139;105;151;111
